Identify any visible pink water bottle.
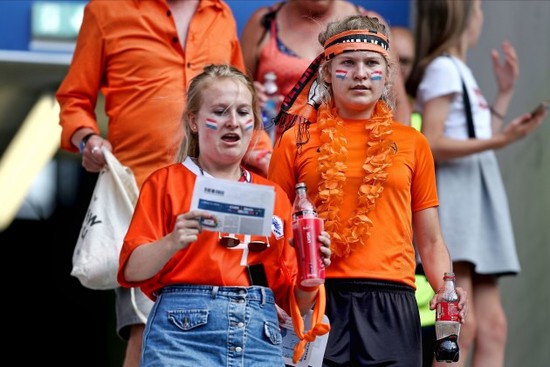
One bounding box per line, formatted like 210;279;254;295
292;182;325;287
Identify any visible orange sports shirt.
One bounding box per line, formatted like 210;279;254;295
268;119;439;288
118;162;298;313
57;0;270;187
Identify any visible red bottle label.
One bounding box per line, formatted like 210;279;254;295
436;301;460;322
292;217;325;287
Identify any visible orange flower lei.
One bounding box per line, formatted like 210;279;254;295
316;101;396;257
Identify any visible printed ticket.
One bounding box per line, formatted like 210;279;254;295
191;175;275;236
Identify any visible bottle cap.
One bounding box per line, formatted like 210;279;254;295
443;272;455;280
264;71;276;81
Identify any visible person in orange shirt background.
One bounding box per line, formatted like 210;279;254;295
118;63;331;366
56;1;272;366
267;15;468;366
240;0;411;143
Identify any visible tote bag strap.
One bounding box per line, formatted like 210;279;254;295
102;147;139;206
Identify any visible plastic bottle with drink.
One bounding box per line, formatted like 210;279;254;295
261;71;278;143
435;272;461;363
291;182;325;287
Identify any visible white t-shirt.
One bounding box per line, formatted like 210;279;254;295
416;55;492;140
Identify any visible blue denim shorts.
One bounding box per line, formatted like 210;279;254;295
141;285;284;367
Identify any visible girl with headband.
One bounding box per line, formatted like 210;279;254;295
268;15;468;366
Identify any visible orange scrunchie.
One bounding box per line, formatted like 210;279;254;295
289;284;331;363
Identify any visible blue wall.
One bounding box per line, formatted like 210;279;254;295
0;1;35;51
0;0;410;52
227;0;411;36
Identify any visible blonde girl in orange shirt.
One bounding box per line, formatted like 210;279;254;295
118;64;331;366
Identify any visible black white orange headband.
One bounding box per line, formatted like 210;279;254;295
275;28;391;141
323;29;390;61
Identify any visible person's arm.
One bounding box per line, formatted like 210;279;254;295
422;94;506;159
413;207;451;290
240;6;271;79
422;94;543;161
56;5;104;153
123;209;215;282
413;207;467;322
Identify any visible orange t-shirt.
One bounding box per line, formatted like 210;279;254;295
118;161;298;313
268;118;438;288
57;0;270;187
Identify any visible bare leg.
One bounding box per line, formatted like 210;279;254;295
470;275;507;367
122;324;145;367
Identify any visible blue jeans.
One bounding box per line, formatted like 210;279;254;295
141;285;284;367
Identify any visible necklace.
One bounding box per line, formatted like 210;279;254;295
316;101;396;257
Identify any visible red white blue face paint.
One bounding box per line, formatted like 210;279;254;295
244;118;254;131
370;70;383;81
335;69;348;80
205;118;218;130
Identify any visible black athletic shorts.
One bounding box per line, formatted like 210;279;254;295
322;279;422;367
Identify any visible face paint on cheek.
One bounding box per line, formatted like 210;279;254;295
370;70;383;81
244;119;254;132
205;118;218;130
335;69;348;80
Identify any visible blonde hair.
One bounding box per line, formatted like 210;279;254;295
176;64;262;162
317;15;395;108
